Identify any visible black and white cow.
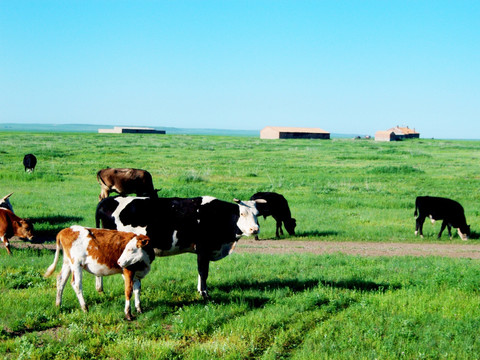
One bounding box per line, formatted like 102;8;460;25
250;192;296;239
23;154;37;172
414;196;470;241
95;195;265;298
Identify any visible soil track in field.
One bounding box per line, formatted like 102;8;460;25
9;236;480;259
235;239;480;258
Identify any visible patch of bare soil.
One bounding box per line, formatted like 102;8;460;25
8;236;480;259
237;239;480;259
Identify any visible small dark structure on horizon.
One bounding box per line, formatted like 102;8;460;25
260;126;330;140
98;126;165;134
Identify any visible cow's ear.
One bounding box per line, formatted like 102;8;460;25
138;236;150;248
255;199;267;204
233;198;240;203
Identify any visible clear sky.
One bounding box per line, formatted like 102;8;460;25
1;1;479;138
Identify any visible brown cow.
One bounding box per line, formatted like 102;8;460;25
96;168;158;200
44;226;155;320
0;209;34;255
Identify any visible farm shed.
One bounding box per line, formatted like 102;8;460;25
375;126;420;141
98;126;166;134
260;126;330;140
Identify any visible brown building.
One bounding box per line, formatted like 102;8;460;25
260;126;330;140
375;126;420;141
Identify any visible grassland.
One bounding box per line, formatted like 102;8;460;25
1;132;480;359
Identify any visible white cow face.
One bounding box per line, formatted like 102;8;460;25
233;199;266;237
118;235;152;268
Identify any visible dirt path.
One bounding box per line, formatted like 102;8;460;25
236;239;480;258
10;237;480;259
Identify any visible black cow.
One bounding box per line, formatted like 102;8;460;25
414;196;470;241
95;195;265;298
0;193;14;213
250;192;296;239
23;154;37;172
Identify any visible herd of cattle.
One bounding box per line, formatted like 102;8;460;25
0;163;473;320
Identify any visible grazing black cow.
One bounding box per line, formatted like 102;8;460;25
250;192;296;239
414;196;470;241
23;154;37;172
0;193;14;213
95;195;265;298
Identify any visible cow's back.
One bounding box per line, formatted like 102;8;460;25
251;192;291;219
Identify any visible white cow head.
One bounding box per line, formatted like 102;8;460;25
118;235;153;269
233;198;266;237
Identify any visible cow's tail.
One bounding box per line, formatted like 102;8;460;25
96;170;107;187
414;199;418;217
44;233;62;277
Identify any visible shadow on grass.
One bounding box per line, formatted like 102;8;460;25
216;277;399;297
295;230;339;237
468;231;480;240
29;215;84;243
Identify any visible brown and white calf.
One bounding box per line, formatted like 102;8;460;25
0;208;34;255
44;226;155;320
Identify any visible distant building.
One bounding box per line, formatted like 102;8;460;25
98;126;166;134
375;126;419;141
260;126;330;140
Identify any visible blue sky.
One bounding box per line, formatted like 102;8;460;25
1;1;479;138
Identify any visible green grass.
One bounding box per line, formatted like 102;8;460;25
1;132;480;358
1;250;480;359
1;132;479;242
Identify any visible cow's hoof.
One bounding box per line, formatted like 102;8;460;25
125;313;134;321
199;291;209;300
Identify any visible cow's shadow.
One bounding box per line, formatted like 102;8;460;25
294;230;339;237
28;215;84;243
468;231;480;240
147;277;400;311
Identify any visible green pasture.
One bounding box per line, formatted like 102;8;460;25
1;250;480;359
1;132;480;358
1;132;479;242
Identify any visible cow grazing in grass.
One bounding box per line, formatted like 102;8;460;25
250;192;296;239
414;196;470;241
0;209;34;255
23;154;37;172
0;193;14;213
95;195;265;298
44;226;155;320
96;168;158;201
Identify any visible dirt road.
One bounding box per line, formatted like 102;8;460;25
11;237;480;259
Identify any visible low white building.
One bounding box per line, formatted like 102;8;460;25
260;126;330;140
98;126;165;134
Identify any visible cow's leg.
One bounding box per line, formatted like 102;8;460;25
438;221;447;238
197;253;210;299
1;236;12;255
123;270;134;321
70;263;88;312
446;224;452;238
99;186;110;201
133;279;142;314
56;263;71;307
415;216;425;237
95;276;104;293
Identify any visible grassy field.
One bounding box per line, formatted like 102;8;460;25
1;132;480;242
1;132;480;358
